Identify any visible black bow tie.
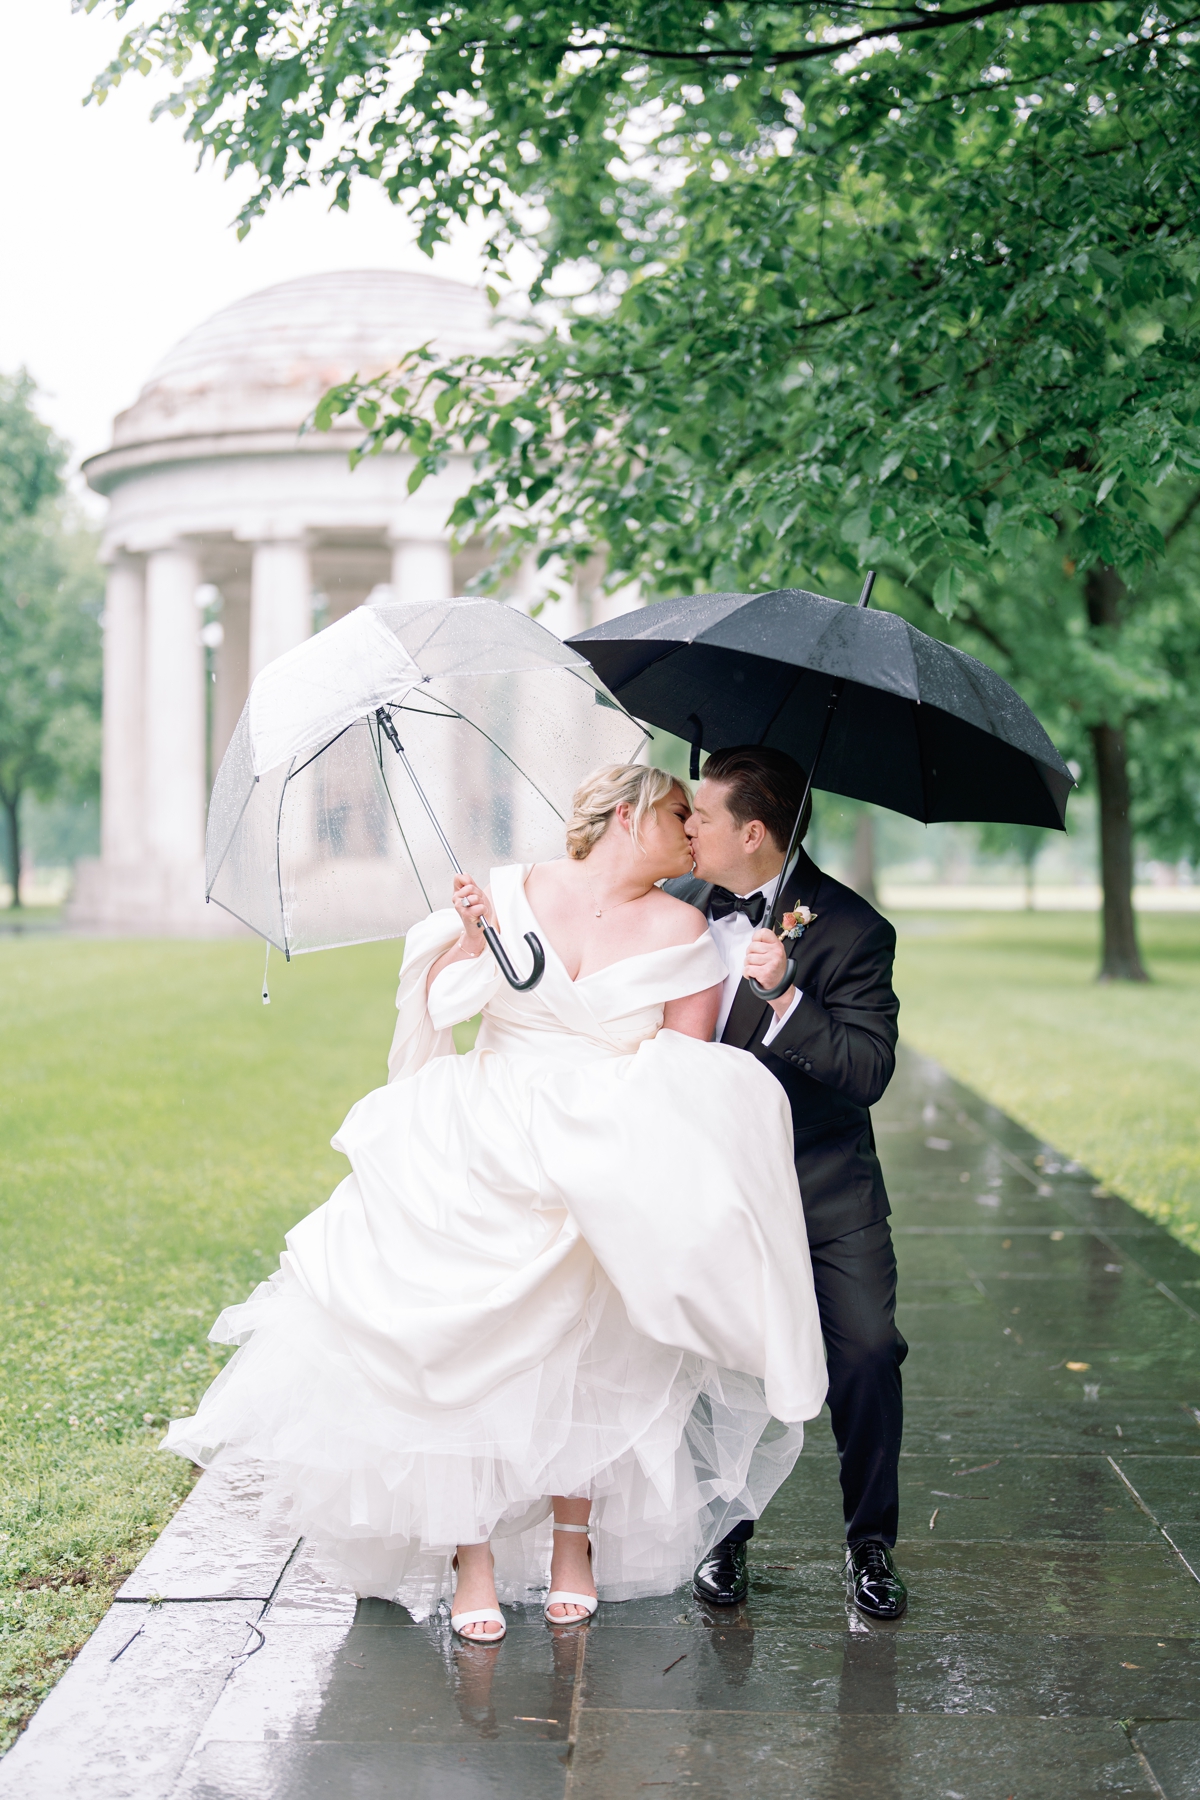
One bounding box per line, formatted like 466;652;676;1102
708;887;767;925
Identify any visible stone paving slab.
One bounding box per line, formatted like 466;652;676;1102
2;1044;1198;1799
115;1459;300;1603
0;1602;260;1800
567;1711;1160;1800
1134;1723;1200;1800
172;1740;572;1800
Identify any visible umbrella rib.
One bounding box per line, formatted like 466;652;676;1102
205;774;260;900
205;891;288;954
384;701;569;826
286;721;359;783
370;712;434;914
379;771;435;916
758;668;806;748
275;761;294;961
912;698;933;825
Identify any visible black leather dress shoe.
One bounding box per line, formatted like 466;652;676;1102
693;1540;749;1606
846;1542;907;1620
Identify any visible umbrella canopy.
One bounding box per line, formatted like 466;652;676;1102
206;597;647;956
568;587;1072;830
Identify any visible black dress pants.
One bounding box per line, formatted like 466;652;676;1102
722;1217;907;1549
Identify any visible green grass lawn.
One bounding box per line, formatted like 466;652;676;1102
1;911;1196;1752
0;933;403;1751
894;909;1200;1250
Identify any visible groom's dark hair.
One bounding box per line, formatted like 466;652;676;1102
701;745;811;853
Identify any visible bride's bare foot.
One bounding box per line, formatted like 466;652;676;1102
546;1506;596;1624
452;1542;504;1642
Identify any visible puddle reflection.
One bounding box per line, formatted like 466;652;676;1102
824;1625;901;1800
300;1602;577;1750
699;1608;756;1694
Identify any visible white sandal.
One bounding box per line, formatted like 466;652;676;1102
450;1607;507;1644
450;1551;507;1643
544;1522;598;1626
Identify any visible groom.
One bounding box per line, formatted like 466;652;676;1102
666;744;908;1621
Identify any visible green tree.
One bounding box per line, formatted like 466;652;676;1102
940;493;1200;962
975;822;1050;910
0;377;102;907
93;1;1200;975
0;371;62;527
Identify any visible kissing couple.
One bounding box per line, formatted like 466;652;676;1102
168;745;908;1639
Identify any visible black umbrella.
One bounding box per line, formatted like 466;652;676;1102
568;574;1074;997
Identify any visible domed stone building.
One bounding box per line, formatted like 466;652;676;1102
72;269;636;932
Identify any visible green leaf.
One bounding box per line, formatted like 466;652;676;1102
932;566;965;619
973;414;999;451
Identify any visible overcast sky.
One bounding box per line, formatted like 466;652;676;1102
0;0;490;486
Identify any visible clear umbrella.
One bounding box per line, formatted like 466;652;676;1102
205;596;648;981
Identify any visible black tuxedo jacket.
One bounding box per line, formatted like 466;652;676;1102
665;850;899;1247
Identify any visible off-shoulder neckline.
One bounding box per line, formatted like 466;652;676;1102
513;865;715;988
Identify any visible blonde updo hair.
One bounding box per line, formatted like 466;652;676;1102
565;763;691;861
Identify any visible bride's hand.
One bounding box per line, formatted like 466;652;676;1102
452;873;497;952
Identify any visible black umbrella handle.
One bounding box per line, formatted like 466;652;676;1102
749;954;800;1002
480;920;546;992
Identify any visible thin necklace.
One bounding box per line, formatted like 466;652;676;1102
581;865;638;919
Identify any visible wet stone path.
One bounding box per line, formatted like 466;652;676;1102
3;1045;1199;1799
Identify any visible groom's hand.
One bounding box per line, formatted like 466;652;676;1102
743;928;793;1010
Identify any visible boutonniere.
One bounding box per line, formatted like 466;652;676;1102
778;906;817;943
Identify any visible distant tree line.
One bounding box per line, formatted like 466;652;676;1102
0;375;102;907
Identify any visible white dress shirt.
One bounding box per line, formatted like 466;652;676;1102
707;863;803;1045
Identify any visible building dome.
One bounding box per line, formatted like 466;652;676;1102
72;264;628;938
98;269;495;465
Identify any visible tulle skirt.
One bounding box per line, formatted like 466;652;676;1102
165;1262;802;1621
165;888;827;1619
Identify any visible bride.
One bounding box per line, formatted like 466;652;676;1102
166;764;826;1642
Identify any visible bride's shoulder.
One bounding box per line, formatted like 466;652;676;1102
645;888;708;947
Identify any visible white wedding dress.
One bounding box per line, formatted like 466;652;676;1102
166;865;827;1618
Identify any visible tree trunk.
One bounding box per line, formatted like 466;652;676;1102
1085;565;1148;982
851;811;879;908
2;792;21;909
1023;847;1036;912
1089;720;1147;980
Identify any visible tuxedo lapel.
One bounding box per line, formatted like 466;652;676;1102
719;851;823;1049
721;973;772;1048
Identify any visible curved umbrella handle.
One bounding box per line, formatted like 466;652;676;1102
748;954;799;1003
481;921;546;992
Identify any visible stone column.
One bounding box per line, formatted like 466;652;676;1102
143;543;205;866
100;553;145;865
390;537;454;605
249;538;311;681
212;591;251;774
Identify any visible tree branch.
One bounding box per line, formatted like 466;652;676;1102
896;569;1015;661
1163;484;1200;546
591;0;1100;72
